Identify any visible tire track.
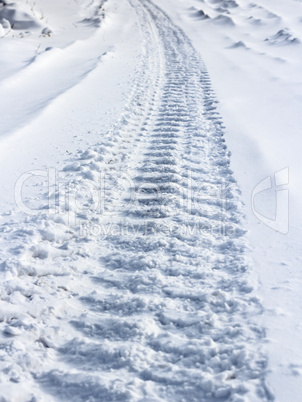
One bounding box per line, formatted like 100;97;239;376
0;0;270;400
44;0;270;400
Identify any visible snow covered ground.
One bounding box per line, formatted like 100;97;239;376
151;1;302;400
0;0;301;400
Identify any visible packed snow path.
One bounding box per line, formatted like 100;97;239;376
0;0;270;400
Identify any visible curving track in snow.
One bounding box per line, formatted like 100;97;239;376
0;0;271;400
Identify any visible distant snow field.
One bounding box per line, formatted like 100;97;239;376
0;0;301;401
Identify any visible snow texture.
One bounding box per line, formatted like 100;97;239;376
0;0;271;400
0;0;301;400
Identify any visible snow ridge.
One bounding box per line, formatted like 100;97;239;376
0;0;271;400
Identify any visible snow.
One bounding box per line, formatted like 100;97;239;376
151;0;302;400
0;0;301;400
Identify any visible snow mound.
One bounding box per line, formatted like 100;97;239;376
194;9;210;20
41;27;52;36
209;0;238;8
246;16;262;25
212;14;235;26
189;0;238;28
78;0;106;27
215;7;230;14
229;40;248;49
265;10;281;20
0;1;44;31
265;28;300;45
